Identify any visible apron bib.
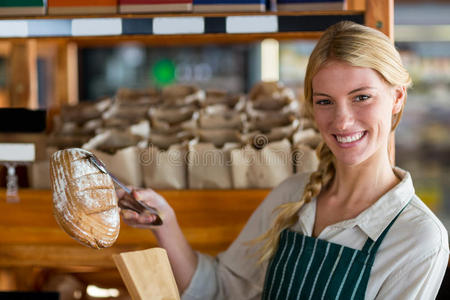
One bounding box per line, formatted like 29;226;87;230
262;205;408;300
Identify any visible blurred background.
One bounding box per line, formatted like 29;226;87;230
0;0;449;299
12;0;446;228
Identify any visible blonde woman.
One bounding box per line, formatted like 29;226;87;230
119;21;449;299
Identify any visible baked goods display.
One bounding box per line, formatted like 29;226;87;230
50;148;120;249
40;81;322;190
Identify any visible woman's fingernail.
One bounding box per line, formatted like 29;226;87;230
134;192;141;201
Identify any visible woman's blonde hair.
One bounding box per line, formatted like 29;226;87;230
256;21;412;263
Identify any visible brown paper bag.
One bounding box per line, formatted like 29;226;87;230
28;147;57;189
150;104;197;125
141;144;187;189
248;81;295;111
198;128;241;148
198;110;244;130
47;133;92;149
82;146;143;187
161;84;205;107
60;97;112;124
187;142;240;189
150;117;197;135
116;87;161;106
202;91;245;111
243;120;299;147
103;103;152;121
246;110;296;133
293;144;319;174
149;131;193;151
299;117;316;130
82;129;141;153
231;139;293;189
293;128;322;149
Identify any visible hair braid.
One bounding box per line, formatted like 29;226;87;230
255;141;335;263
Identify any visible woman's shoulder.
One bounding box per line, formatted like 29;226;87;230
396;195;449;254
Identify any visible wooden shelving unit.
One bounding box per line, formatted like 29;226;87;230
0;10;365;45
0;0;395;292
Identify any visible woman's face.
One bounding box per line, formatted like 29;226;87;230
312;60;405;166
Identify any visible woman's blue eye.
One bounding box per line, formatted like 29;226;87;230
315;99;332;105
355;95;371;102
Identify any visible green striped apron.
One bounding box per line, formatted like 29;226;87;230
262;206;407;300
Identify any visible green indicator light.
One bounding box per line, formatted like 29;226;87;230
152;59;176;86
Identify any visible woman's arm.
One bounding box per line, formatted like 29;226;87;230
375;245;448;299
118;173;307;299
119;189;197;293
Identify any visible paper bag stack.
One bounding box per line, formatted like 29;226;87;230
82;129;145;187
231;82;299;188
142;85;204;189
101;88;159;133
48;97;113;149
188;90;245;189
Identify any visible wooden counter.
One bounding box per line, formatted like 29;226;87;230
0;188;268;289
0;189;268;268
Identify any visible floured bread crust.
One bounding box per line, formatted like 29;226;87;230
50;148;120;249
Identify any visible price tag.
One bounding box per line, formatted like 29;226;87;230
72;18;122;36
226;16;278;34
0;20;28;37
153;17;204;35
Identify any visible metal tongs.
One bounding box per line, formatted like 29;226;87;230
86;153;163;226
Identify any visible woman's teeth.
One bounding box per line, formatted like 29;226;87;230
335;131;364;143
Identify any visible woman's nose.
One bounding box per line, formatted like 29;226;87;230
333;104;355;130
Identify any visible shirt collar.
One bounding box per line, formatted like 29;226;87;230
354;167;415;241
294;167;415;241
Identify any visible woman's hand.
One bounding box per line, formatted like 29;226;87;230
116;187;198;292
117;188;176;231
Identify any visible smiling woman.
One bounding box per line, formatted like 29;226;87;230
119;21;449;300
311;61;405;166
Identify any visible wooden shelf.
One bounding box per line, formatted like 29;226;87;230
0;10;365;20
0;188;269;269
0;10;365;45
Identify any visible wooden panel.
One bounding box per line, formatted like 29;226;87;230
7;40;38;108
347;0;365;10
113;248;180;300
365;0;393;39
0;189;268;268
0;10;364;20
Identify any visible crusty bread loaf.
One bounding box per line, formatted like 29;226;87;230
50;148;120;249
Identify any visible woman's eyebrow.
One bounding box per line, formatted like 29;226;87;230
313;87;376;97
312;92;331;97
347;86;376;94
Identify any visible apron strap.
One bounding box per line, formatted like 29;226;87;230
361;200;411;259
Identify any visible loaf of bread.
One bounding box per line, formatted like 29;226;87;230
50;148;120;249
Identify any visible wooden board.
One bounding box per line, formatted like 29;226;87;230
0;188;268;268
113;248;180;300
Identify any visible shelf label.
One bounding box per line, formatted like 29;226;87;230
0;143;35;162
28;20;71;37
72;18;122;36
226;16;278;34
153;17;204;35
0;20;28;38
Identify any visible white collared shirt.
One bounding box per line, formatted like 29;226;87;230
183;168;449;300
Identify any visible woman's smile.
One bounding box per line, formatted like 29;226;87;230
311;60;401;166
333;130;367;147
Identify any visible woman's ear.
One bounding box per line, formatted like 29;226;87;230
392;86;406;114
